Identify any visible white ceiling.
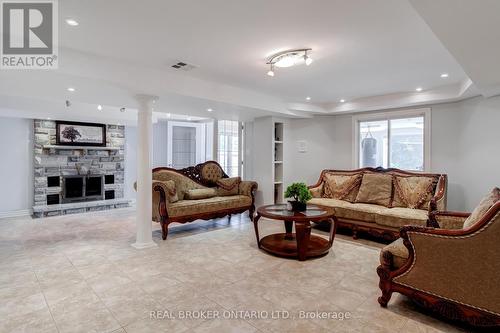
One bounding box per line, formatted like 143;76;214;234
0;0;497;122
59;0;467;103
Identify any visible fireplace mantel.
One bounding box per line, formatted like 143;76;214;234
43;145;120;151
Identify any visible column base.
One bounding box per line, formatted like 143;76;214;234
131;241;157;249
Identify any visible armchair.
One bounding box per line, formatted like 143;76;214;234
377;188;500;328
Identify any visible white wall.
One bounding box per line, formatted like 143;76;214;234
0;117;33;216
431;96;500;210
152;121;168;168
283;96;500;211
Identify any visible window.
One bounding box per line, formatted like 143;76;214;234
217;120;240;177
354;109;430;171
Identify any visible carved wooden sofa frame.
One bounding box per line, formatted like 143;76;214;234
153;161;257;240
309;167;448;241
377;202;500;328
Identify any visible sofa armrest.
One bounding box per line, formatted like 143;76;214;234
428;175;447;213
152;180;179;219
427;210;470;229
429;210;470;229
239;181;258;197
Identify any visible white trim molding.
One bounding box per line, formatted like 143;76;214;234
0;209;32;219
352;108;431;171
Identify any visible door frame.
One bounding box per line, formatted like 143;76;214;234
167;121;206;168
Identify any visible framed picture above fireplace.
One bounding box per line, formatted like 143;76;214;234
56;121;106;147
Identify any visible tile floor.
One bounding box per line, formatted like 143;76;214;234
0;208;474;333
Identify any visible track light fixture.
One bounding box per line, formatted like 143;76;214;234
267;64;275;77
266;48;313;77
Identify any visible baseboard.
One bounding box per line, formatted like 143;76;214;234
0;209;32;219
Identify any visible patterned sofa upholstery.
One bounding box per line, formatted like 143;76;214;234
150;161;257;240
377;188;500;328
308;167;447;240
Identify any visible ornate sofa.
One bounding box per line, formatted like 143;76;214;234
150;161;257;240
308;167;447;241
377;187;500;328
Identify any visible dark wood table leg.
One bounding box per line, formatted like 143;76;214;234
284;220;293;240
328;217;338;247
253;214;261;249
295;220;311;261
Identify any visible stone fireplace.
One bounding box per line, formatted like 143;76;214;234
32;120;130;217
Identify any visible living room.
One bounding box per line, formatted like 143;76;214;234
0;1;499;332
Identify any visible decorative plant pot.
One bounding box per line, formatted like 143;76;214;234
289;200;307;212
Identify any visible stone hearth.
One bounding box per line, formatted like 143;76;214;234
32;120;130;217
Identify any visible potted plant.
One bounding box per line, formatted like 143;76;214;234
285;182;312;212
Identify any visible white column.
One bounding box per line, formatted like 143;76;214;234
132;94;158;249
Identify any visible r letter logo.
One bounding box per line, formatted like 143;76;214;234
1;0;58;69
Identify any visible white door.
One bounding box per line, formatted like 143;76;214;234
167;121;206;169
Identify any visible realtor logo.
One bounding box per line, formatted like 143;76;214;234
1;0;58;69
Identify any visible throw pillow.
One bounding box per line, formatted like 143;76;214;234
355;173;393;207
216;177;241;196
310;183;324;198
184;188;217;200
323;172;362;202
463;187;500;229
392;176;435;209
154;180;178;203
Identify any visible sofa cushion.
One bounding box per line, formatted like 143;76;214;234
463;187;500;229
374;207;428;228
184;188;217;200
167;195;252;217
355;173;393;207
392;175;435;210
323;173;362;202
380;238;408;269
216;177;241;196
309;197;428;228
309;198;384;223
200;161;224;184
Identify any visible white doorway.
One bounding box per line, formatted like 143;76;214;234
167;121;206;168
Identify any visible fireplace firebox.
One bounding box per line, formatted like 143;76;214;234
62;175;104;203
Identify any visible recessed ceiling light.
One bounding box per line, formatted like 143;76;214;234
67;87;75;92
415;87;423;92
65;18;79;26
187;116;192;121
340;99;346;103
306;97;311;101
207;108;213;112
440;73;449;78
97;104;103;111
47;117;51;120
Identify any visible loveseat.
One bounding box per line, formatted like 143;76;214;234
150;161;257;240
308;167;447;241
377;188;500;328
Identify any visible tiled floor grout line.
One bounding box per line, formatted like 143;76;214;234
29;243;61;333
71;255;130;333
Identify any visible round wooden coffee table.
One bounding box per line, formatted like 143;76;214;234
253;204;337;261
